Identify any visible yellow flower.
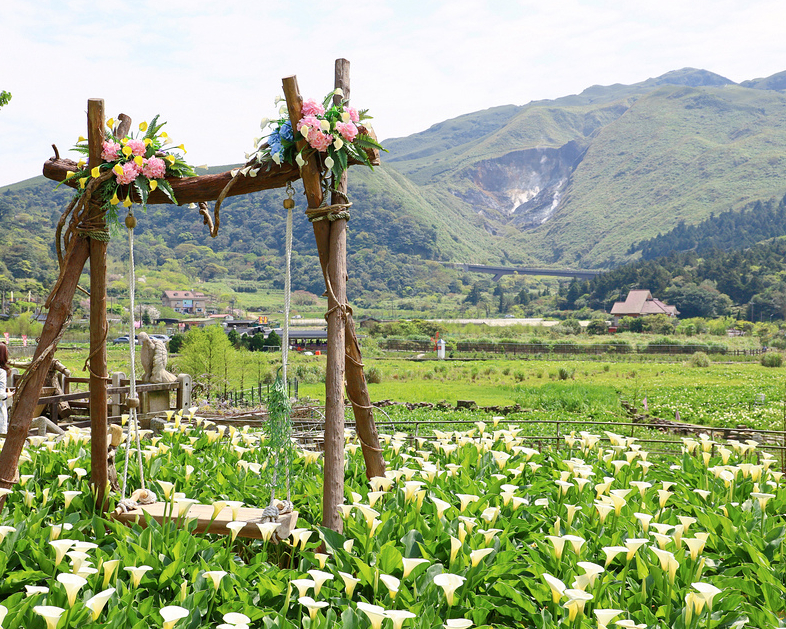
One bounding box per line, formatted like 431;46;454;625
84;587;115;621
133;155;144;167
113;163;124;175
124;565;153;588
338;571;360;597
299;596;328;621
176;144;186;153
122;145;133;157
307;569;334;596
433;573;466;606
470;548;494;567
139;121;148;132
65;170;75;179
166;154;176;164
34;606;65;629
122;196;132;208
357;602;386;629
144;137;153;146
160;605;189;629
57;573;86;607
106;118;115;129
78;177;88;189
542;573;566;603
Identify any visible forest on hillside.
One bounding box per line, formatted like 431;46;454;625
3;177;786;322
561;237;786;320
629;194;786;260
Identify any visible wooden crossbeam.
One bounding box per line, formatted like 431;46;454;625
42;158;301;206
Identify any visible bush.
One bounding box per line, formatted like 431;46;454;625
366;366;383;384
558;366;574;380
168;333;186;354
688;351;711;368
761;352;783;368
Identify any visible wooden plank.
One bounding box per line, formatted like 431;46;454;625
111;502;298;540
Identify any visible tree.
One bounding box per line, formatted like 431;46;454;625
168;333;185;353
227;328;241;348
464;284;482;306
264;330;281;349
178;325;234;398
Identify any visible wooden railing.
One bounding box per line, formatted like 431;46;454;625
8;371;192;425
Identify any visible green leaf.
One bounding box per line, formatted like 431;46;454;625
378;542;403;574
317;525;347;554
133;176;150;208
157;178;178;205
401;529;425;558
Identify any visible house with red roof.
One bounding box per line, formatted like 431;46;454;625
610;290;679;323
161;290;208;315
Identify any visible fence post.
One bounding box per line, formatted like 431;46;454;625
111;372;125;418
176;374;192;411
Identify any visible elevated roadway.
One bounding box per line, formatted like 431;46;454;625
459;263;602;281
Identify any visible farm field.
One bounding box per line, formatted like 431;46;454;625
299;358;786;433
0;410;784;628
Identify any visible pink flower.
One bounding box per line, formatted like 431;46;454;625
101;141;121;161
126;139;147;156
336;122;358;143
297;115;322;135
141;156;166;179
116;161;140;185
302;99;325;117
307;129;332;152
344;106;359;123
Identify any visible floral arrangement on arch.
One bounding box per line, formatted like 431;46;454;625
248;89;384;189
62;115;196;221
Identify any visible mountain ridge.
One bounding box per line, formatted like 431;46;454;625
4;67;786;308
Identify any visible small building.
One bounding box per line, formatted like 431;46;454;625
610;290;679;323
161;290;208;315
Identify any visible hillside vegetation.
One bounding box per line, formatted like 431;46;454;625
4;67;786;316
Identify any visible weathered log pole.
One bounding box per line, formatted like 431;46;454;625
87;99;109;512
0;236;90;507
282;73;345;533
330;59;385;480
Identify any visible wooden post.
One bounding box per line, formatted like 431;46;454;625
87;99;109;512
329;60;384;481
282;73;345;533
0;239;90;505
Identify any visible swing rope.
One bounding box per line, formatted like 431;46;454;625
120;213;147;501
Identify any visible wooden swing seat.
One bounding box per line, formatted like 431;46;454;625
111;502;298;541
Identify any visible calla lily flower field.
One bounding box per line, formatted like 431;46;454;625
0;410;784;629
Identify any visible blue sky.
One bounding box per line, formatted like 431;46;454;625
1;0;785;186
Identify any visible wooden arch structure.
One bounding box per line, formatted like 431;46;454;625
0;59;385;533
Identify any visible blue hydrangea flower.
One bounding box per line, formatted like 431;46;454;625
280;120;294;142
268;129;283;157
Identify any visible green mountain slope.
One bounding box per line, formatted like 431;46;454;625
380;68;786;268
5;67;786;310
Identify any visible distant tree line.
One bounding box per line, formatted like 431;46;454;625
629;194;786;260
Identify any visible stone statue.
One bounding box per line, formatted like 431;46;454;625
138;332;177;383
